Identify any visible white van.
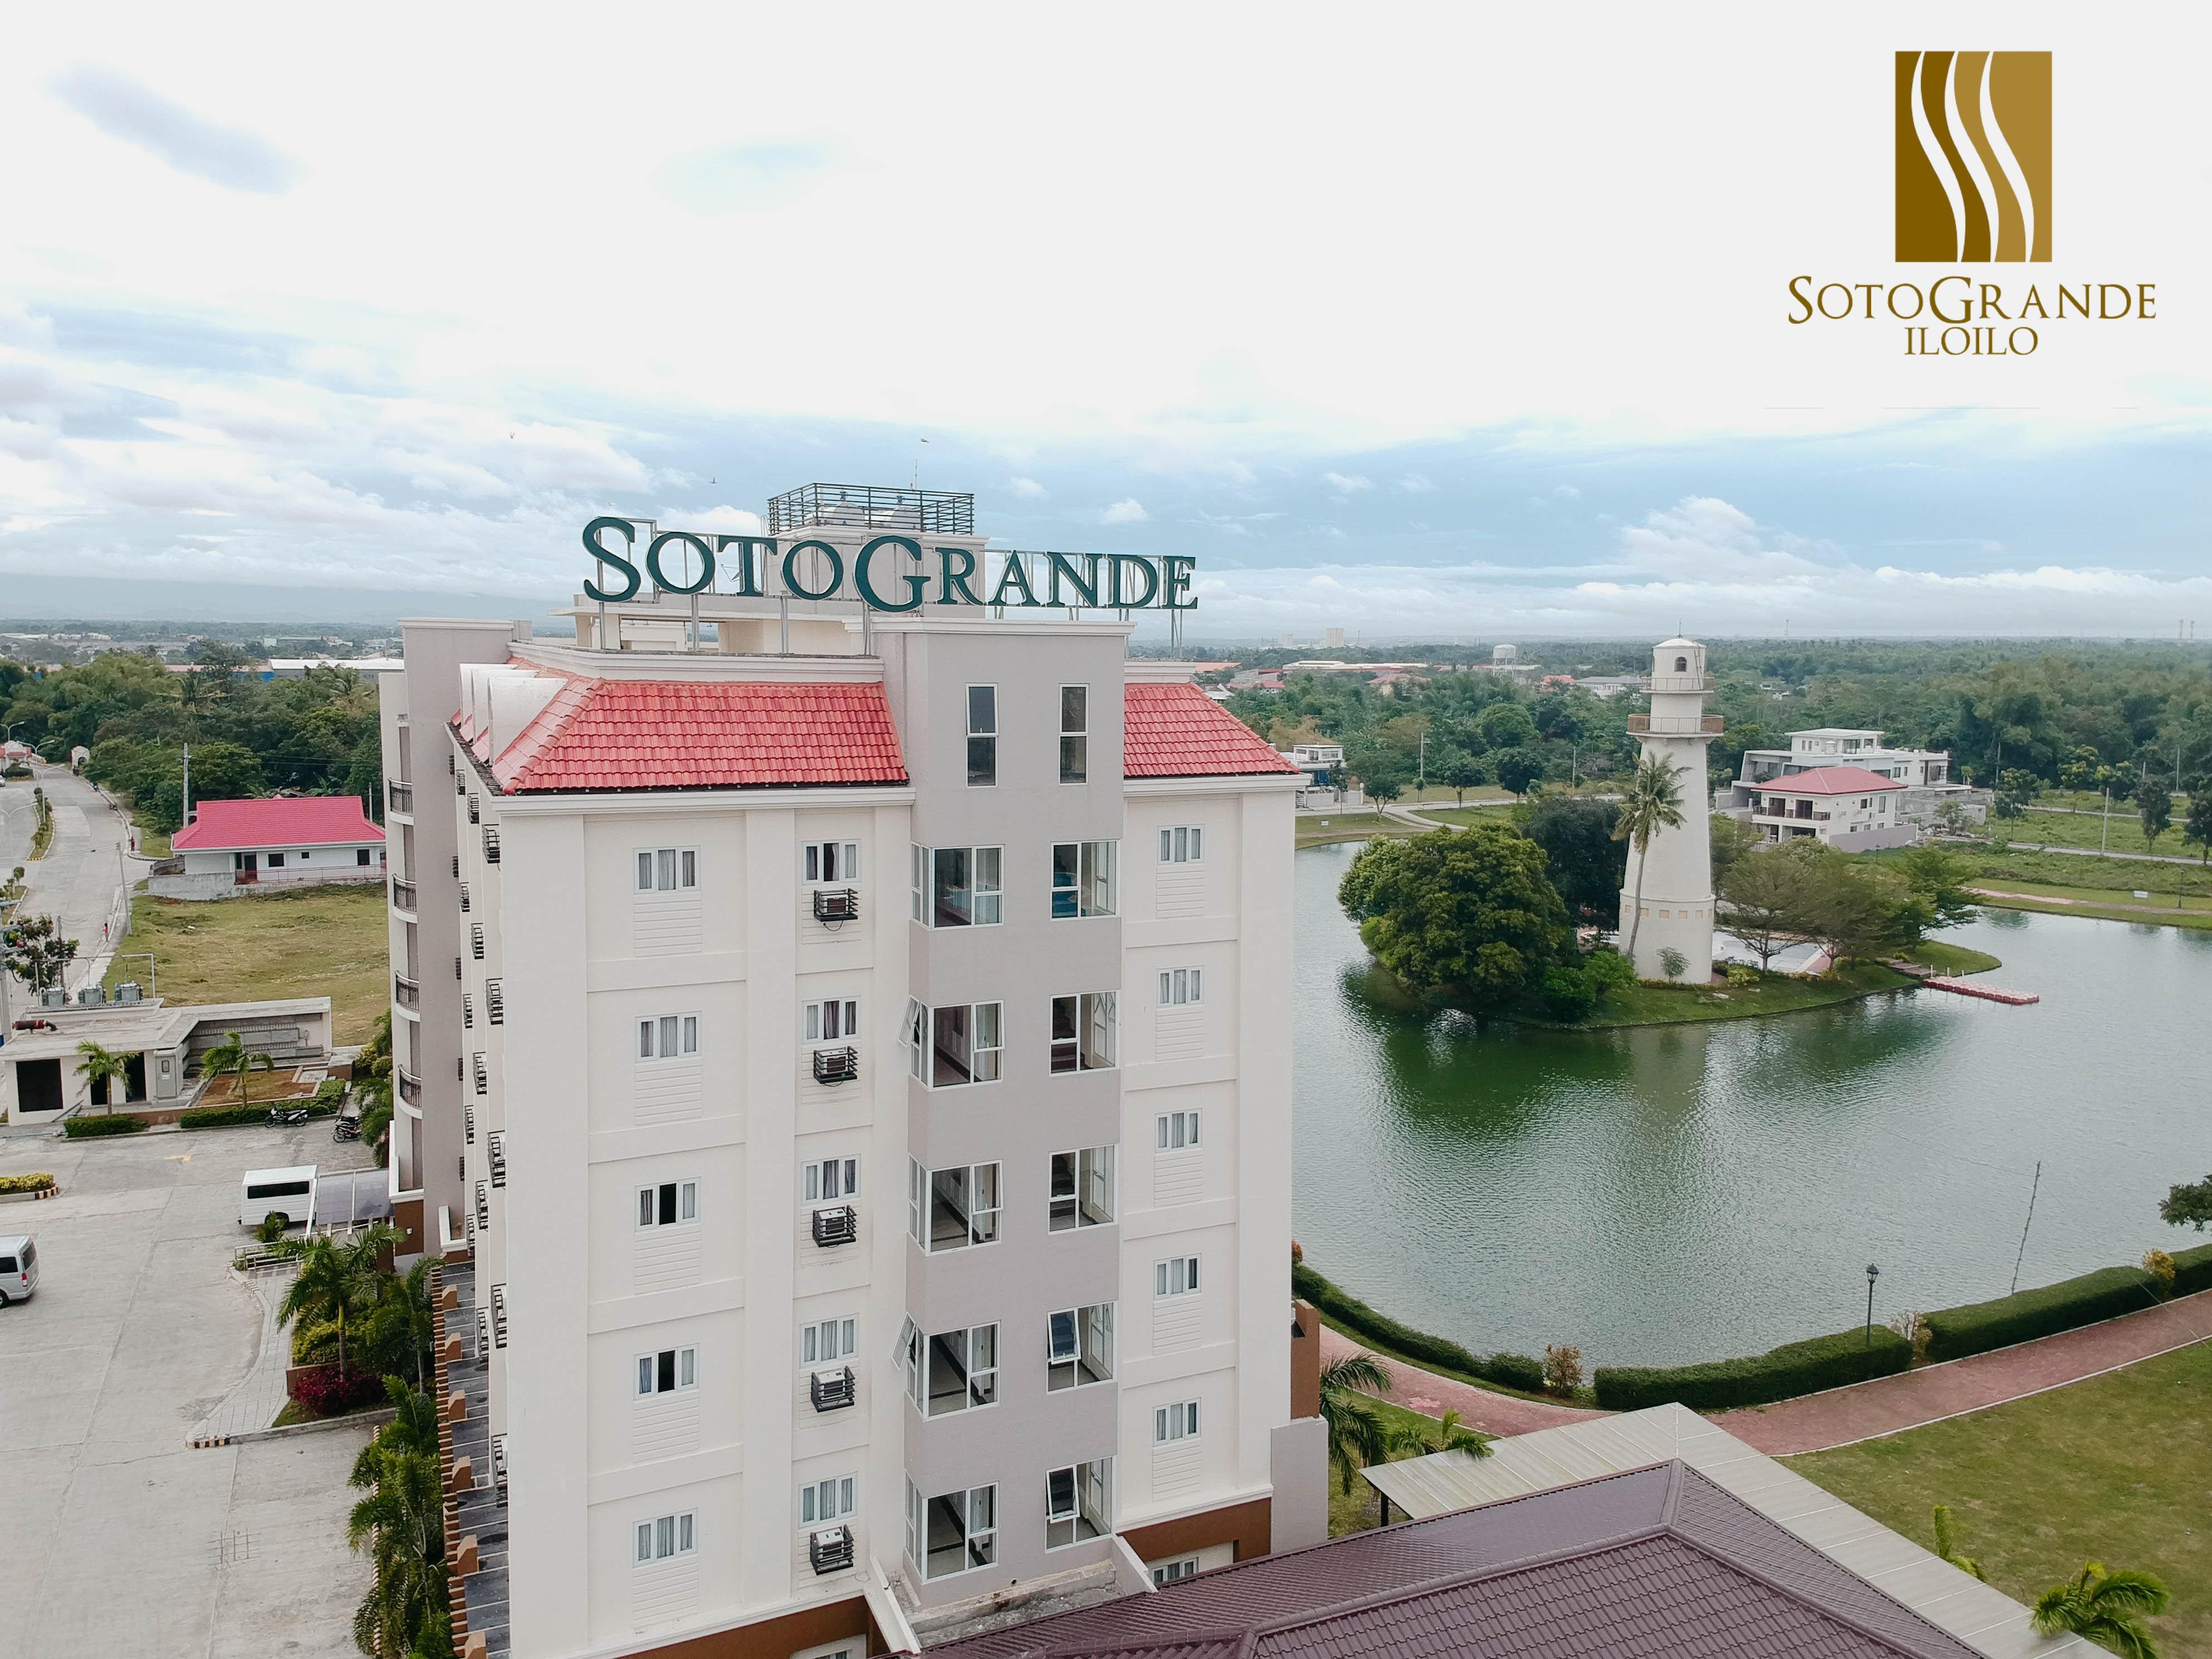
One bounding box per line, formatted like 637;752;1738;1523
0;1235;38;1304
241;1166;318;1230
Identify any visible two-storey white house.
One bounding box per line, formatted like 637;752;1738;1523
381;485;1325;1659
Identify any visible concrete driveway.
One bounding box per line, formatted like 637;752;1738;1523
0;1121;385;1658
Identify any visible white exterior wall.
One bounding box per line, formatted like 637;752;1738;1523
1620;641;1717;982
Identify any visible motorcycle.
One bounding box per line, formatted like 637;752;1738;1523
266;1105;312;1127
332;1115;362;1142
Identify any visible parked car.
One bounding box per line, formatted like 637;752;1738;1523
0;1235;39;1304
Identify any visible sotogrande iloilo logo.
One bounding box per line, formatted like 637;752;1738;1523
1895;51;2050;262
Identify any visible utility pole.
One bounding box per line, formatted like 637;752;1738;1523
2101;786;2110;856
1418;733;1427;799
181;741;191;830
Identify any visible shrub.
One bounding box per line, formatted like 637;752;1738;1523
0;1172;56;1195
292;1318;342;1364
178;1098;341;1129
1541;965;1598;1021
1724;963;1759;988
1888;1309;1932;1364
312;1078;346;1109
65;1113;145;1138
1922;1265;2163;1362
1542;1344;1585;1396
1595;1326;1912;1412
2142;1250;2176;1297
256;1212;288;1244
1658;947;1687;981
2169;1240;2212;1297
1292;1259;1485;1378
287;1362;381;1418
1483;1351;1546;1392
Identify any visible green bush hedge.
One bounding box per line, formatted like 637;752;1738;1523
1595;1326;1912;1412
0;1172;56;1194
2170;1240;2212;1297
1922;1265;2163;1363
65;1113;146;1138
178;1097;342;1130
1293;1260;1487;1379
1483;1351;1546;1392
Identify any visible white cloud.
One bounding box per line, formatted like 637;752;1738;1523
1322;472;1372;493
1398;474;1435;493
1100;497;1148;525
50;64;298;193
1006;476;1046;498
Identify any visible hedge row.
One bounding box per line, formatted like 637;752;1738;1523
1923;1264;2163;1362
1595;1326;1912;1412
1292;1259;1546;1393
2172;1240;2212;1297
178;1100;341;1130
64;1114;146;1138
0;1172;56;1194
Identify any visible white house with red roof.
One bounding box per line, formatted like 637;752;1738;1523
377;486;1323;1659
155;796;386;899
1741;765;1915;850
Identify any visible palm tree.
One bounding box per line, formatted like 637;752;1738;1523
1390;1406;1493;1462
1931;1505;1984;1581
351;1378;441;1489
347;1443;450;1659
358;1257;438;1391
203;1030;273;1109
1613;751;1686;962
1318;1351;1394;1495
2031;1561;2169;1658
276;1233;368;1377
76;1040;130;1115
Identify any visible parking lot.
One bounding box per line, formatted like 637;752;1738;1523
0;1120;383;1658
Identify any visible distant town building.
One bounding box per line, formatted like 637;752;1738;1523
1323;626;1345;648
1491;643;1519;664
1571;674;1642;698
261;655;406;680
155;797;386;900
1734;766;1915;851
1718;728;1988;832
1621;639;1718;982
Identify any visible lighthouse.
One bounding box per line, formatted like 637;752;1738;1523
1619;637;1720;982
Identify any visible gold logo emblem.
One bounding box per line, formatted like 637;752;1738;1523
1895;51;2050;262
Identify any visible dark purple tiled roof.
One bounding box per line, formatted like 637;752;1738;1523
928;1464;1984;1659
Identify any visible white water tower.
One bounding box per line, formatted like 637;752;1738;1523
1619;638;1719;982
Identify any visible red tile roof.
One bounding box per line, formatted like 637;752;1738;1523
489;677;909;793
172;797;385;851
1124;682;1301;779
1766;767;1906;795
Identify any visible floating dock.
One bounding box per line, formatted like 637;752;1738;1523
1922;977;2039;1006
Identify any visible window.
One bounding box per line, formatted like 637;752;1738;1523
800;1476;857;1527
803;841;858;884
638;1014;700;1060
634;1512;695;1564
1048;1147;1116;1231
907;999;1002;1086
1059;685;1088;783
909;1480;996;1580
1157;968;1203;1006
636;1181;698;1229
1156;1257;1200;1297
636;1347;697;1396
909;1321;998;1416
1154;1401;1200;1443
910;1159;1001;1251
967;686;997;786
918;845;1002;928
1050;841;1117;919
804;1158;859;1202
635;848;697;892
1156;1110;1200;1151
1158;825;1204;864
357;848;371;866
268;852;287;869
802;1317;858;1366
805;1000;858;1042
1046;1302;1114;1390
1050;992;1117;1073
1153;1556;1201;1587
1045;1459;1112;1550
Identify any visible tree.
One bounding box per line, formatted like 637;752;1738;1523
2160;1175;2212;1232
1338;825;1573;1004
1389;1406;1490;1461
203;1030;274;1109
1892;845;1980;930
1521;795;1626;923
1613;753;1687;962
2140;780;2172;853
1490;746;1544;799
1317;1350;1394;1495
1476;701;1539;750
348;1441;451;1659
2184;788;2212;864
1436;752;1486;807
277;1234;372;1379
76;1040;130;1115
1932;1506;1985;1582
3;912;78;995
1709;812;1758;887
1718;848;1811;975
351;1377;442;1490
1795;850;1920;965
1993;768;2040;819
2030;1561;2168;1658
357;1258;439;1391
1364;770;1405;806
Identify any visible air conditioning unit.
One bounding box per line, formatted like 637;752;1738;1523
114;982;143;1003
808;1366;856;1412
810;1205;858;1248
40;987;67;1008
77;986;106;1007
808;1525;854;1575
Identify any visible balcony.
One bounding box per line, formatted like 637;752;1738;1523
1627;714;1725;735
807;1525;855;1576
1639;673;1717;693
811;887;860;926
808;1366;856;1413
391;878;418;914
768;482;974;537
811;1204;858;1248
483;828;501;864
490;1282;507;1349
387;780;414;815
1753;807;1831;822
811;1046;859;1087
488;1131;506;1189
486;979;505;1025
394;972;421;1010
397;1066;423;1105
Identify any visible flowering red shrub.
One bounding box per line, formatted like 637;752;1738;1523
288;1362;381;1416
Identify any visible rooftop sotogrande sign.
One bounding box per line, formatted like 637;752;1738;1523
581;517;1197;613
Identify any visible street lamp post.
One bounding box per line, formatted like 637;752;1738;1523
1864;1263;1880;1346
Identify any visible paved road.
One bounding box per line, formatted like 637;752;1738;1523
4;764;135;995
0;1121;377;1659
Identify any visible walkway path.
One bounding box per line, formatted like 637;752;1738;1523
8;763;135;993
1323;1287;2212;1454
190;1264;299;1443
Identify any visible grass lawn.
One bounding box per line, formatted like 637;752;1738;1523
1787;1340;2212;1657
1410;803;1524;826
2010;804;2204;858
1963;874;2212;932
104;882;389;1043
1498;962;1916;1030
1296;812;1422;847
1900;939;2002;974
1398;784;1521;808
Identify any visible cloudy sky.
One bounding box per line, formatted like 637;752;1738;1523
3;4;2209;637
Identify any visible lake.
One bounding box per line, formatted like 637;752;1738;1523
1291;840;2212;1369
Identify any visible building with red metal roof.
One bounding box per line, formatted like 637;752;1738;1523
156;795;385;900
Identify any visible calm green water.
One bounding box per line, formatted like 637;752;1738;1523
1292;840;2212;1369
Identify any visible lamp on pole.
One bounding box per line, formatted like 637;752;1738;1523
1864;1263;1880;1346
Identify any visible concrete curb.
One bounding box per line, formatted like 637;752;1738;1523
193;1405;396;1449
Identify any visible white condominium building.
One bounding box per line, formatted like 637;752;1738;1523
1719;727;1990;830
378;484;1325;1659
